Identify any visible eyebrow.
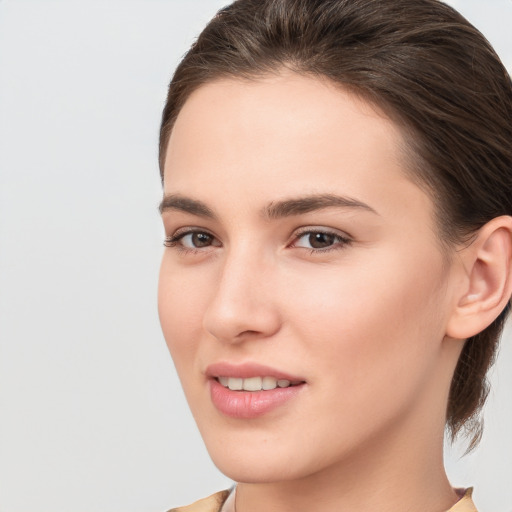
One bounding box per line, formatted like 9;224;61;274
158;193;378;219
159;194;217;219
264;193;378;219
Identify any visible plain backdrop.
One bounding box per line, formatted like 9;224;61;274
0;1;511;511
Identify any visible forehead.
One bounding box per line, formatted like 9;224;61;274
167;74;398;172
168;73;398;154
163;72;434;229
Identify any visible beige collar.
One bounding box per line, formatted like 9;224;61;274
170;487;477;512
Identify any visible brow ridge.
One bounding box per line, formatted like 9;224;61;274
159;193;377;220
159;194;216;219
263;193;378;219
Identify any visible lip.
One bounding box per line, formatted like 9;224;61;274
206;362;306;419
205;362;304;381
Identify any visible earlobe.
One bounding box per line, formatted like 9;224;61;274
446;216;512;340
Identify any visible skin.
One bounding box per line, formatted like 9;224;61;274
158;73;469;512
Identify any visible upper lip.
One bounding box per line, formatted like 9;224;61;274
205;362;305;382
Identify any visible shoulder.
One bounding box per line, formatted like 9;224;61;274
167;490;231;512
448;488;478;512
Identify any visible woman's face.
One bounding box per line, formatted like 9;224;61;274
159;73;461;483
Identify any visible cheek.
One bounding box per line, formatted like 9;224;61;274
158;258;208;373
281;249;449;406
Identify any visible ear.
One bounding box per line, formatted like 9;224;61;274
446;215;512;340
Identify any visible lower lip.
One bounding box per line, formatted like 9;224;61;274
209;379;304;419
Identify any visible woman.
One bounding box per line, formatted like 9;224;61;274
157;0;512;511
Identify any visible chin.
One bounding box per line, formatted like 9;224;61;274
202;430;342;485
205;440;278;481
199;429;295;482
211;454;301;484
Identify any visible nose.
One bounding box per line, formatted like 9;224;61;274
202;248;281;344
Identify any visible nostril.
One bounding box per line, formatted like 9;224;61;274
236;329;262;338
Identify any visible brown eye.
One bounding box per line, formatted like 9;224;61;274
165;230;220;250
293;229;351;252
308;232;336;249
189;232;213;247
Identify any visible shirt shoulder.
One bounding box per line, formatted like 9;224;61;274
448;488;478;512
168;487;477;512
167;490;230;512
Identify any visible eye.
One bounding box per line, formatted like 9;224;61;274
180;232;215;248
164;229;220;250
292;229;351;251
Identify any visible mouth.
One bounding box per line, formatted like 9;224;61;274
206;363;306;419
216;376;304;391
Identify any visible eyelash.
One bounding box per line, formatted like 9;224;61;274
164;229;218;254
291;228;352;254
164;228;352;254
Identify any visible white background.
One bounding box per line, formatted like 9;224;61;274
0;1;511;511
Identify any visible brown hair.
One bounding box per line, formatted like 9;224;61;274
159;0;512;447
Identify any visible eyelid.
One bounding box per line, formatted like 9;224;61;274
291;225;352;241
164;227;221;249
289;226;353;251
163;225;352;252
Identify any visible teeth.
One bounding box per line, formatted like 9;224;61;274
227;377;243;391
262;376;277;390
243;377;262;391
218;376;295;391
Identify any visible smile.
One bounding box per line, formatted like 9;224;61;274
206;363;306;418
217;376;302;391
